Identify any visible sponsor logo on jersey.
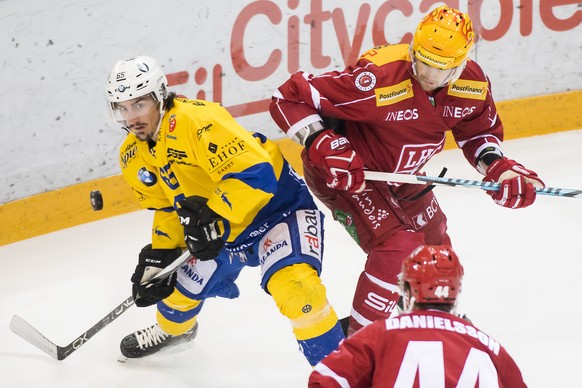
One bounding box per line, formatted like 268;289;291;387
365;291;398;313
396;142;444;173
168;114;177;132
351;191;389;231
249;222;270;238
385;108;419;122
197;123;213;139
375;80;414;106
443;105;477;118
178;258;218;294
413;212;427;228
333;209;359;244
260;236;290;265
412;197;441;230
447;79;488;100
120;141;138;168
176;98;206;107
354;71;377;91
168;148;187;160
258;223;293;276
207;140;248;173
137;167;157;186
298;209;321;259
180;263;205;285
168;147;192;166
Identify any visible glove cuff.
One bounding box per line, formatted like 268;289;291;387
139;244;182;267
484;157;545;189
304;128;326;150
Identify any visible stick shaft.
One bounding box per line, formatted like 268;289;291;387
10;250;192;360
363;171;582;198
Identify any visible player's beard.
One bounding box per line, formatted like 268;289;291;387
128;122;154;141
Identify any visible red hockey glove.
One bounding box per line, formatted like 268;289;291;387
307;129;365;193
483;157;545;209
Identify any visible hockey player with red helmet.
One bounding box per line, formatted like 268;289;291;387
308;245;527;387
269;5;544;336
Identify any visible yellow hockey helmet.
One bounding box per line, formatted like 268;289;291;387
412;6;475;70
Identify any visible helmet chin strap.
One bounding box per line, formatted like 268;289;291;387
149;102;166;142
439;60;467;87
405;296;416;312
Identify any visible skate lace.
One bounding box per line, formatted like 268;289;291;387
135;325;170;349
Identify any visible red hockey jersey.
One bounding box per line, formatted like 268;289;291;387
270;44;504;175
309;310;526;387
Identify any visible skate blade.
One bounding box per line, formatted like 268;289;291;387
117;341;195;363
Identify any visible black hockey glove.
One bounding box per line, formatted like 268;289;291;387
131;244;182;307
176;196;225;261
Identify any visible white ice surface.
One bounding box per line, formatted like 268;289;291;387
1;130;581;387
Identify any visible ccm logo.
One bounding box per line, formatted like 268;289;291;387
364;292;397;313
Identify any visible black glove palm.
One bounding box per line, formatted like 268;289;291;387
177;196;225;261
131;244;182;307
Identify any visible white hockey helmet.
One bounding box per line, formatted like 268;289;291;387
106;56;168;123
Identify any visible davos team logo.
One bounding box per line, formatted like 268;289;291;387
168;114;177;132
354;71;377;92
153;227;171;239
137;167;157;186
220;191;233;209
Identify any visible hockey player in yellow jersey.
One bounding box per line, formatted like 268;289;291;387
106;56;345;365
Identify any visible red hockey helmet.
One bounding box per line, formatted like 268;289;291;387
399;245;463;305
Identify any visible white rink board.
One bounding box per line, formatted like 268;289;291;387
1;0;581;202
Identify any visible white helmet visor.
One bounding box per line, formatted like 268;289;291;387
109;93;160;123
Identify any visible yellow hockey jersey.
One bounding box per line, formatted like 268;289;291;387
119;98;314;251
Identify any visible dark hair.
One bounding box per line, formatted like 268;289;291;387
163;91;177;111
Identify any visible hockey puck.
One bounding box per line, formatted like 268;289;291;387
90;190;104;211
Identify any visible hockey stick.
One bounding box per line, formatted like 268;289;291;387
364;171;582;199
9;250;192;360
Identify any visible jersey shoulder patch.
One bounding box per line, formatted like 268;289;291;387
447;79;489;100
359;44;409;67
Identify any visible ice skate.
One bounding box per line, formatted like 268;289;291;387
118;322;198;362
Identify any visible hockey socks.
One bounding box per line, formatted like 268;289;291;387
298;321;345;366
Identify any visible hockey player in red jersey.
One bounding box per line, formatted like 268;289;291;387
269;5;544;335
309;245;527;387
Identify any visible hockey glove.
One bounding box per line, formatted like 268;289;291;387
483;157;545;209
177;196;225;261
306;129;365;193
131;244;182;307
